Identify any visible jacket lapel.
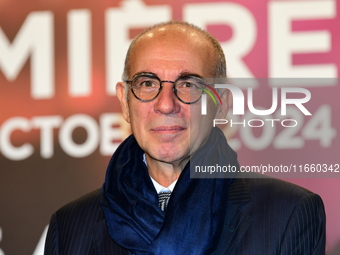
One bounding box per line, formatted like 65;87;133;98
212;178;253;255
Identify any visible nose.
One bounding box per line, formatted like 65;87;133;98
153;82;180;114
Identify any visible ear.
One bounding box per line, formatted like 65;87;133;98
215;88;232;119
116;82;130;123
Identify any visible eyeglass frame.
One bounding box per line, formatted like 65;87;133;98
124;72;207;104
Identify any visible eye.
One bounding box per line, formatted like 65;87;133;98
140;80;156;87
176;77;203;90
132;76;159;89
182;82;195;88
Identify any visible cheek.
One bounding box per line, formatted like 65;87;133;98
129;103;149;129
190;106;217;149
190;101;217;125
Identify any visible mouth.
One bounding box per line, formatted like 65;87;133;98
151;125;186;133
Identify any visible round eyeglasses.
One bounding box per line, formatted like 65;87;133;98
125;73;206;104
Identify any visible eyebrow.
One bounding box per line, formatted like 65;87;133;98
128;72;157;80
129;71;204;80
177;71;203;79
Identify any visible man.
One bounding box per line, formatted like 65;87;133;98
44;21;325;255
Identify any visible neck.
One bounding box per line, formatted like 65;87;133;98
145;154;188;187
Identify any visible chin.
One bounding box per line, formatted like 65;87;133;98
153;148;188;164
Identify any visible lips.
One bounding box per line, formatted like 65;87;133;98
151;125;186;132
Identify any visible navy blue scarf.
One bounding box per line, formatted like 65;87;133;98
100;127;239;254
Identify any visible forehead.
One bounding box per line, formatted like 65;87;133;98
128;27;215;78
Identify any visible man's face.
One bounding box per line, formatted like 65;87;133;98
117;28;225;168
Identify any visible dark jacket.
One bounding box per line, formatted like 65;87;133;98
45;175;325;255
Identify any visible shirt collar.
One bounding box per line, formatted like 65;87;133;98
144;154;178;193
